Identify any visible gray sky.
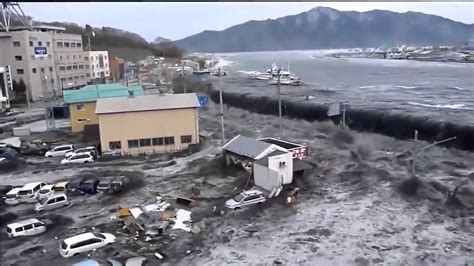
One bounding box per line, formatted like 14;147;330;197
21;2;474;42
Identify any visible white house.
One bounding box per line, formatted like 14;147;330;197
83;51;110;80
0;66;11;111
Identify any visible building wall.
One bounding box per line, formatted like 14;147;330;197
52;33;88;91
253;152;293;193
98;108;199;155
0;31;58;101
109;57;125;82
69;101;98;132
84;51;110;81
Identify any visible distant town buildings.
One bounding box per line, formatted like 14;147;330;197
95;93;201;155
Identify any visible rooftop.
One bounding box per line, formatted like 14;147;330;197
7;218;43;228
95;93;200;114
223;135;273;160
63;232;96;245
63;84;144;104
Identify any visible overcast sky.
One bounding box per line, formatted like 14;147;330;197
21;2;474;42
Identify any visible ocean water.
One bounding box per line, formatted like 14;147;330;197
216;50;474;126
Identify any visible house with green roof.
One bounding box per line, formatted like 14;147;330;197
64;83;144;132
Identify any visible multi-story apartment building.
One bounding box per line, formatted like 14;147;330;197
84;51;110;82
52;33;89;91
0;26;59;101
0;25;88;101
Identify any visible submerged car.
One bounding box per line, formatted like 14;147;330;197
4;187;22;205
72;258;122;266
38;184;55;200
225;189;266;210
60;232;116;258
18;182;45;203
97;176;126;194
6;218;47;238
60;152;94;164
35;193;69;212
45;144;75;157
65;146;96;158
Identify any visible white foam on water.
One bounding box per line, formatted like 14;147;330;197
237;70;260;75
450;86;464;91
395;85;417;89
360;85;377;89
407;102;474;110
214;57;235;68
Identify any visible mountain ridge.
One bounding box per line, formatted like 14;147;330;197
173;6;474;53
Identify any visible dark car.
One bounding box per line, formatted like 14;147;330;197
80;178;100;194
0;185;14;199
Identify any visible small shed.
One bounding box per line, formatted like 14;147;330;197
253;150;293;197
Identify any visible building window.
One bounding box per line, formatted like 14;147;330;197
59;55;63;60
128;139;139;148
59;66;65;71
96;64;99;68
77;119;89;123
79;64;84;69
48;54;52;59
49;67;53;72
77;43;82;48
84;56;89;61
57;42;63;47
73;55;76;59
29;41;33;47
40;67;45;73
32;68;37;73
68;77;73;81
66;66;72;70
46;41;50;47
73;65;78;70
14;55;22;61
38;41;42;46
74;76;78;80
86;73;90;77
85;65;89;69
181;135;192;144
96;56;98;60
13;41;20;47
71;43;76;48
139;139;151;147
76;104;85;111
93;73;95;77
79;55;81;59
105;56;108;60
31;55;35;60
164;137;175;145
67;55;69;59
80;75;84;79
64;42;70;47
152;137;164;146
109;141;121;150
105;63;108;67
106;71;108;75
16;69;24;74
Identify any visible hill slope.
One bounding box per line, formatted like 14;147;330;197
174;7;474;52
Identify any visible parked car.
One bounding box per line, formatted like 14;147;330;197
53;181;70;193
72;258;122;266
20;142;50;156
125;256;148;266
38;184;55;200
35;193;69;212
4;187;22;205
225;189;266;210
59;232;116;258
18;182;46;203
6;218;47;238
60;152;94;164
45;144;75;157
97;176;126;194
65;146;96;158
80;178;100;194
66;179;87;197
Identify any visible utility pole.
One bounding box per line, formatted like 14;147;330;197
218;67;225;146
411;130;456;176
412;130;418;176
341;101;348;127
277;67;282;137
181;60;186;93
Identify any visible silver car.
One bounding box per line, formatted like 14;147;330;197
225;189;266;210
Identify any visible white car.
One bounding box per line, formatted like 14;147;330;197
18;182;46;203
35;193;69;212
65;146;96;158
225;189;266;210
37;184;55;200
59;232;116;258
6;218;47;238
4;187;21;205
60;152;94;164
45;145;75;157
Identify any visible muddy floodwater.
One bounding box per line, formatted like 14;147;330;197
1;96;473;265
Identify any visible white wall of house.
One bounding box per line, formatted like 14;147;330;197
253;152;293;193
84;51;110;80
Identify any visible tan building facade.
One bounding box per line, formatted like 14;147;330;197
0;28;59;101
69;101;98;132
96;93;200;155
